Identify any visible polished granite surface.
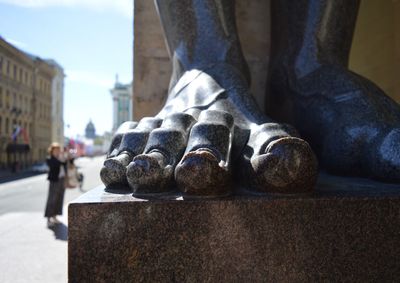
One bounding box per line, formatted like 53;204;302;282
69;174;400;282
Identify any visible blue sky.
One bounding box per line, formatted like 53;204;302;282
0;0;132;138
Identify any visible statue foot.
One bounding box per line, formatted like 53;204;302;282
239;124;317;194
269;64;400;182
100;118;162;188
101;66;318;196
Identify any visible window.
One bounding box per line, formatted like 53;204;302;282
6;60;10;75
0;87;2;108
13;64;16;79
0;116;2;134
19;68;22;82
5;118;9;134
5;90;9;109
0;56;3;74
24;72;28;85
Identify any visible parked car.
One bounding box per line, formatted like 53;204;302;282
31;162;49;173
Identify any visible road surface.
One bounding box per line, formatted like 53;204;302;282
0;156;105;215
0;155;105;283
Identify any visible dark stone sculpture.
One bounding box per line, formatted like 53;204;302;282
267;0;400;182
101;0;399;197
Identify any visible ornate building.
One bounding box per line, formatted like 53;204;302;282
110;76;133;132
0;36;57;169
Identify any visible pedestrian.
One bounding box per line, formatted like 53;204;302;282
44;142;66;227
65;155;80;189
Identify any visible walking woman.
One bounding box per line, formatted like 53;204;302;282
44;142;66;227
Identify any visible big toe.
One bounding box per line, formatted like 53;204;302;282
251;137;318;193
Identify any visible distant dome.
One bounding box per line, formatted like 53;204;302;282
85;120;96;139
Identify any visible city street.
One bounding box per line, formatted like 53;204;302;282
0;155;105;283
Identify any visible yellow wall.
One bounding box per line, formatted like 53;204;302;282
350;0;400;103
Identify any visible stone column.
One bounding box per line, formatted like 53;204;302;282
112;96;118;131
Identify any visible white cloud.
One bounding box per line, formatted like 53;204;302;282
0;0;132;18
65;69;114;88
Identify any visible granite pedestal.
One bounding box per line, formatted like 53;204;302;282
68;174;400;282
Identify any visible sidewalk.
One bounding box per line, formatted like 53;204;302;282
0;156;105;282
0;207;68;283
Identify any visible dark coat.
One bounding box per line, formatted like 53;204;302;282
46;156;66;181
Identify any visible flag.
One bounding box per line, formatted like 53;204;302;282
11;126;21;142
21;128;29;143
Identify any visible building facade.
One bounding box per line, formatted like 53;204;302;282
0;37;56;169
31;58;54;164
46;60;65;146
110;77;133;132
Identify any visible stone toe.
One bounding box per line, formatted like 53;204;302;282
126;152;173;194
100;152;131;187
175;149;231;197
250;137;318;193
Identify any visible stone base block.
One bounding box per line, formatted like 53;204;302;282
68;175;400;282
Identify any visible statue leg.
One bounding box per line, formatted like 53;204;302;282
101;0;318;196
268;0;400;182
